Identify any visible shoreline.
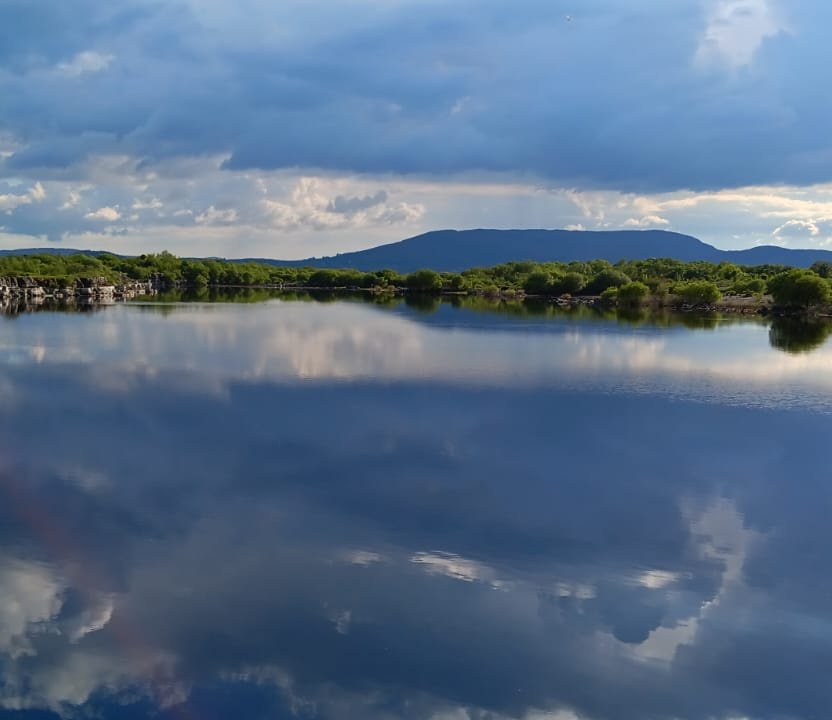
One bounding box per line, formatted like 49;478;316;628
3;251;831;317
1;280;830;319
0;277;158;302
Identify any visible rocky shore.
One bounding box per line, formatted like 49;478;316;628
0;276;159;311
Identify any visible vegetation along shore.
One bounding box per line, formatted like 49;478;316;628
2;250;832;315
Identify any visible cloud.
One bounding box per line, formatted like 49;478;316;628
28;182;46;201
131;197;163;211
623;215;671;228
8;164;832;258
0;183;45;213
410;552;503;586
1;345;832;719
56;50;114;77
772;218;825;239
84;205;121;221
194;205;238;225
0;0;828;196
58;190;81;210
261;178;424;231
0;0;830;257
65;595;115;643
328;190;388;214
696;0;785;69
0;559;64;658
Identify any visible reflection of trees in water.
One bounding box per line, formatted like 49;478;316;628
453;297;733;330
610;307;716;328
404;294;442;314
18;292;832;358
107;292;753;334
0;299;108;319
615;307;647;325
451;297;728;330
133;287;284;304
676;313;719;330
768;318;832;354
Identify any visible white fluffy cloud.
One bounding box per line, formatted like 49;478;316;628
84;206;121;221
8;168;832;258
261;177;424;232
771;218;832;244
773;218;820;237
0;183;45;213
563;184;832;249
623;215;671;228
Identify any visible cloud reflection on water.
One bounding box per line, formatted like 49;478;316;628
0;301;831;403
0;301;829;718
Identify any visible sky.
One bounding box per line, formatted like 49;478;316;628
0;0;830;259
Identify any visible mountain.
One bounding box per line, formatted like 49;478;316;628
718;245;832;267
242;229;832;273
0;248;119;257
4;230;832;271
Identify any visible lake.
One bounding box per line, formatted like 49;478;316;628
0;294;831;720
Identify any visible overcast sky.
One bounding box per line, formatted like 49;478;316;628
1;0;830;258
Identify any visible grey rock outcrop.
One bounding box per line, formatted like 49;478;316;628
0;276;156;306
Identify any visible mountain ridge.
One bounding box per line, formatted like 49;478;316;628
3;229;832;272
237;229;832;272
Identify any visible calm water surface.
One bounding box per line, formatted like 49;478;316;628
0;296;831;719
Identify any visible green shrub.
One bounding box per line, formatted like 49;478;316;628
731;277;766;296
550;272;586;296
674;280;721;305
768;269;831;308
583;268;630;295
617;281;649;305
405;269;443;292
523;271;554;295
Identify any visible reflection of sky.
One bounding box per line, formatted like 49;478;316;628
0;302;830;718
0;302;831;410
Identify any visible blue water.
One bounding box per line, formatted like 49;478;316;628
0;298;830;719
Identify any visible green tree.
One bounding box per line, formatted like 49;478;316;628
617;281;649;306
182;261;210;286
550;272;585;295
731;277;766;296
375;269;404;287
523;271;553;295
583;268;630;295
308;269;339;287
674;280;721;305
406;269;443;292
768;269;831;308
810;261;832;279
446;274;467;291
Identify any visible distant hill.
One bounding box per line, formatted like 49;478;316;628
4;230;832;271
0;248;118;258
239;229;832;272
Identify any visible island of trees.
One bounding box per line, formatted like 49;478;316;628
1;250;832;312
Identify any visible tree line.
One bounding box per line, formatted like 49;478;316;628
2;251;832;309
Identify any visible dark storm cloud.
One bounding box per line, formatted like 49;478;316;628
0;0;827;192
